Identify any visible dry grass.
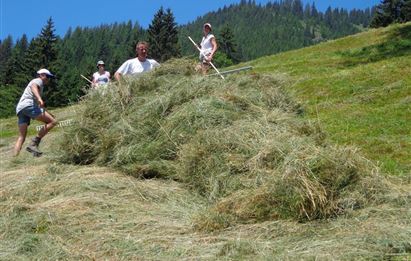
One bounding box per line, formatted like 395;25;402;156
1;54;409;259
0;111;410;260
0;150;410;260
54;59;390;228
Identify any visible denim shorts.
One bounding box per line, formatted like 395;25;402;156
17;106;44;125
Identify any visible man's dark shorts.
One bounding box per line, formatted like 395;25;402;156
17;106;44;126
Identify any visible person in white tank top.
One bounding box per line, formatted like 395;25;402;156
92;60;111;88
196;23;218;75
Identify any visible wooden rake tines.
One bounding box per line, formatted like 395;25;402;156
35;119;74;132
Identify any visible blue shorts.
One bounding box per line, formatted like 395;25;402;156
17;106;44;126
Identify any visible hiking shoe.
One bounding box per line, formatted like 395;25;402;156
26;137;43;156
26;145;43;156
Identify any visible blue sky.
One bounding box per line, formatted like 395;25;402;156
1;0;380;41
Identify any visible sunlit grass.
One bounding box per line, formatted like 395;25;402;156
251;23;411;175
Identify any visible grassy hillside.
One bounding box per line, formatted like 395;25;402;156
250;22;411;175
1;24;410;260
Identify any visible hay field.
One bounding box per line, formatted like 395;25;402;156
1;24;410;260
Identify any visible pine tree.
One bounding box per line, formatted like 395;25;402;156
303;3;311;19
7;35;28;86
324;7;334;28
148;7;166;61
23;18;59;78
0;37;26;117
39;17;58;68
22;38;42;79
311;2;319;20
0;36;13;84
163;8;181;60
303;24;313;46
36;17;60;106
402;0;411;21
371;0;403;27
292;0;304;18
218;25;240;63
148;7;180;62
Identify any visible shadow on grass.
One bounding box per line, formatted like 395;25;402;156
337;23;411;67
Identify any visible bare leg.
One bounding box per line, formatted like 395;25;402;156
35;111;58;138
25;111;57;156
201;63;210;75
14;123;28;156
195;63;202;73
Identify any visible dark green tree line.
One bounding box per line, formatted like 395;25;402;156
179;0;375;61
0;18;147;116
0;3;376;117
371;0;411;27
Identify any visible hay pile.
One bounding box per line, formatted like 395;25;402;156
56;58;385;229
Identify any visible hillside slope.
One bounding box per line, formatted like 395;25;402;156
249;22;411;175
1;24;410;260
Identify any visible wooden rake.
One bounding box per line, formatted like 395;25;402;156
36;119;74;132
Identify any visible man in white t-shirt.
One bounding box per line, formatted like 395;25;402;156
92;60;111;88
114;41;160;81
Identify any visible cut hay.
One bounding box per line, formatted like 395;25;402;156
55;58;387;227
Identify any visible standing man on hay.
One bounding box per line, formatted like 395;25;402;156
14;69;58;157
114;41;160;81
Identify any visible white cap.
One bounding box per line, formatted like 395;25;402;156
203;23;212;30
97;60;105;67
37;68;55;78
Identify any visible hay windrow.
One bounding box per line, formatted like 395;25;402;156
56;59;386;227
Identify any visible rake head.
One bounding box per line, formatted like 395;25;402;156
36;119;74;132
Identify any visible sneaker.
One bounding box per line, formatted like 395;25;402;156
26;145;43;157
26;137;43;157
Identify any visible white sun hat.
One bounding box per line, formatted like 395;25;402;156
37;68;55;78
97;60;105;68
203;23;212;30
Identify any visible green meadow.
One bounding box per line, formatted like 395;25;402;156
250;22;411;175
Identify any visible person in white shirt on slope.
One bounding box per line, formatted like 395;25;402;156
14;69;58;157
114;41;160;81
196;23;218;75
92;60;111;88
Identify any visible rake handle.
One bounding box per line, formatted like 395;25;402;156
188;36;224;80
80;74;93;85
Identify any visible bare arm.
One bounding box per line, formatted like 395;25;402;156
92;75;98;84
114;71;122;81
31;83;45;108
91;75;98;88
207;37;218;62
